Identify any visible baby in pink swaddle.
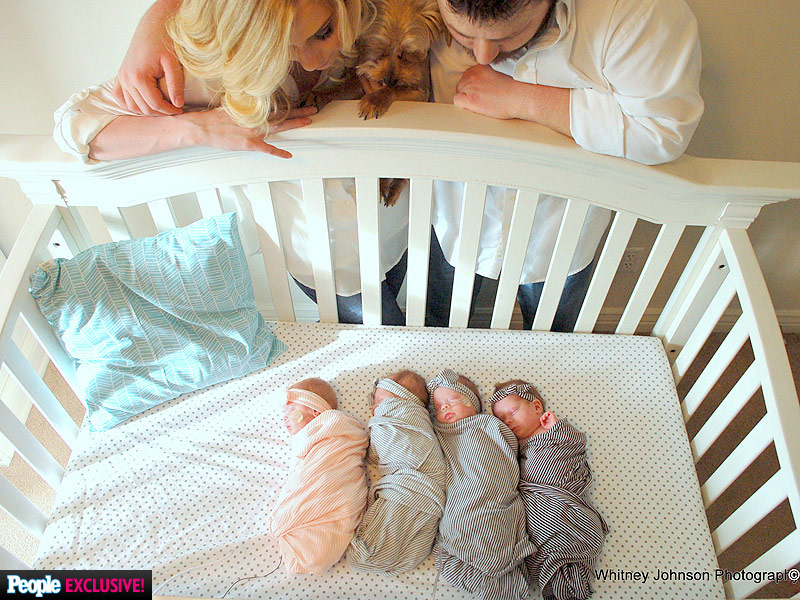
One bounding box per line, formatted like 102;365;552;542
269;378;369;574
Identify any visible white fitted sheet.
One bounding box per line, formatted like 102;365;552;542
35;323;723;599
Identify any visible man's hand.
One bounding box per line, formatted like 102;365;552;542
453;64;572;137
453;65;522;120
112;0;185;115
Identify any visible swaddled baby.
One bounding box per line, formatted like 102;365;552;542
429;369;534;600
269;378;369;574
490;380;608;600
348;370;447;574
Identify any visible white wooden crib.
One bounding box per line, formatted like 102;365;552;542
1;101;799;599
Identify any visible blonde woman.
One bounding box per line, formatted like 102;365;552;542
55;0;410;324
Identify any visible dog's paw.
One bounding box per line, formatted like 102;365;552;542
359;88;395;119
380;178;408;207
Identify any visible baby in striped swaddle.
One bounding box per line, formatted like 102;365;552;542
490;380;608;600
347;370;447;574
429;369;535;600
269;378;369;574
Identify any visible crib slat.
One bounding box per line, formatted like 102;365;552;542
95;205;129;242
169;194;202;227
725;528;800;599
450;183;487;328
355;178;382;326
491;190;539;329
616;224;685;334
654;225;722;342
19;297;79;397
405;178;433;327
681;316;748;419
691;362;760;460
148;199;176;232
711;471;786;554
532;199;590;331
701;416;772;505
574;211;638;333
248;183;295;322
302;178;338;323
197;189;223;219
0;546;30;570
0;399;64;489
5;342;79;446
0;474;49;539
660;242;730;366
55;208;89;254
720;228;800;525
672;275;736;384
119;204;158;239
74;206;113;246
0;206;62;359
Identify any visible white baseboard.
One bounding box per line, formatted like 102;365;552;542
775;310;800;333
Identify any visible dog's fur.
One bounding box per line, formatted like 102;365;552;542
356;0;446;119
307;0;447;205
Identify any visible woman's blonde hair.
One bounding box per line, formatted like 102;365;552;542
167;0;375;130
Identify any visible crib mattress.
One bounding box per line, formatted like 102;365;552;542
35;323;724;599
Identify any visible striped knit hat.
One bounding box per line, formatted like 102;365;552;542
374;378;425;407
426;368;481;413
488;383;542;408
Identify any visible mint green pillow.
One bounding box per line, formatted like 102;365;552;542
30;213;285;431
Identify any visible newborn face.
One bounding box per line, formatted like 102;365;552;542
432;387;477;424
491;394;542;439
283;401;318;435
371;385;393;415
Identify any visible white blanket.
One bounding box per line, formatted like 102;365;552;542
35;323;723;599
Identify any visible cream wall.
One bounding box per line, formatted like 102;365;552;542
1;0;798;324
684;0;800;323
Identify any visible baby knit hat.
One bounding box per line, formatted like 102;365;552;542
488;382;541;408
426;368;481;413
374;378;425;407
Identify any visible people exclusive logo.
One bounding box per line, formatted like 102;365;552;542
2;571;151;599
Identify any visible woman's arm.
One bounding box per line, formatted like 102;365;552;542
90;107;317;160
112;0;185;115
54;79;316;162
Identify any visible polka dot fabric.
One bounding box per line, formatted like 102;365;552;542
34;323;723;599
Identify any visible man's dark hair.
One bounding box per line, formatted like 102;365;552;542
446;0;541;22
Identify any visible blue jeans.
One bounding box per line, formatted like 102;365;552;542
293;251;408;325
425;228;594;331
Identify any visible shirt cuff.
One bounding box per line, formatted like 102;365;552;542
52;86;121;163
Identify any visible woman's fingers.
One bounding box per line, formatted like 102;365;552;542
269;114;315;135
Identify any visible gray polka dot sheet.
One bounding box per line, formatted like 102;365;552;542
35;323;724;599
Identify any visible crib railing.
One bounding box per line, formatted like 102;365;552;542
1;101;799;598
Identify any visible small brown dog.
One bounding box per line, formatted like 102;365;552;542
356;0;446;120
307;0;447;206
359;0;447;205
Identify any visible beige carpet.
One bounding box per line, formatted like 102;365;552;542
2;333;798;598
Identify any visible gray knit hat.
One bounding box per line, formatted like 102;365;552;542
374;377;425;407
426;368;481;413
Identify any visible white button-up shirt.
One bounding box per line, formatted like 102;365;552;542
430;0;704;283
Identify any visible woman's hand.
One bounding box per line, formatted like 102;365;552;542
112;0;185;116
187;107;318;159
89;106;317;161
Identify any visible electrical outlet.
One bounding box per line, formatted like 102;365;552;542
621;247;643;272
